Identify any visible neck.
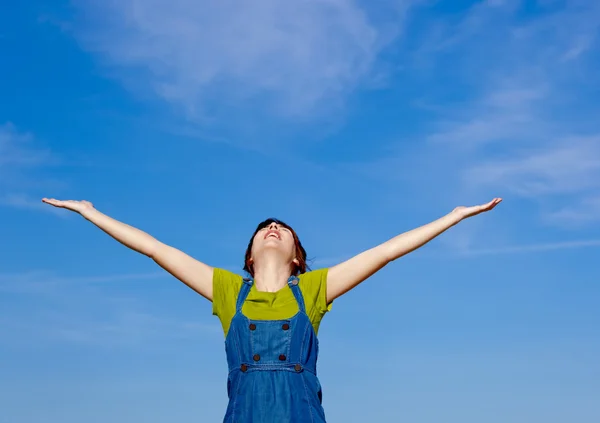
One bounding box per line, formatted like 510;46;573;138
252;257;292;292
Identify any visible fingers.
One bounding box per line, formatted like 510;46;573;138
42;198;69;208
490;197;502;207
41;198;60;206
481;197;502;211
41;198;93;213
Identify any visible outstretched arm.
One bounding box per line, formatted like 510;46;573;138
42;198;214;300
326;198;502;303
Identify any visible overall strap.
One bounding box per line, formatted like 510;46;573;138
236;278;254;312
287;275;306;314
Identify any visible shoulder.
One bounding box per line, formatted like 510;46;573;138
298;268;328;298
298;268;332;323
212;268;244;319
298;268;328;283
213;268;244;299
213;268;244;284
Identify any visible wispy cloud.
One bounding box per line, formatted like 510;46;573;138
47;310;221;348
0;270;219;348
0;309;221;349
0;122;52;168
544;196;600;226
454;238;600;257
426;85;550;148
0;123;62;210
0;193;67;216
69;0;411;123
0;270;168;295
418;0;599;146
318;235;600;260
358;0;600;230
464;136;600;197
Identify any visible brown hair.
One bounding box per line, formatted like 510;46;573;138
243;218;309;277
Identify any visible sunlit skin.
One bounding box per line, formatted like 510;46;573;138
249;223;299;292
41;197;502;303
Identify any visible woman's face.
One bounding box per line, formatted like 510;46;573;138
250;222;297;265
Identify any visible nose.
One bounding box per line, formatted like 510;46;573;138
268;222;279;230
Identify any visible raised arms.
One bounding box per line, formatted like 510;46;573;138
326;198;502;303
42;195;501;304
41;199;214;300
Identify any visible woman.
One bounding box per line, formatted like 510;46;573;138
42;196;502;422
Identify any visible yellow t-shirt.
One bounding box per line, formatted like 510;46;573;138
212;268;332;337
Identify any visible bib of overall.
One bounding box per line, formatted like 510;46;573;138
223;276;327;423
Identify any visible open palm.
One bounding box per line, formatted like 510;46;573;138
41;198;94;214
453;198;502;219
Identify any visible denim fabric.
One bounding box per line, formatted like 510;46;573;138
223;276;327;422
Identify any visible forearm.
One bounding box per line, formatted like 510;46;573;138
81;208;160;257
380;210;462;262
327;199;500;302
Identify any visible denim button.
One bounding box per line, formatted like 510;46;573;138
249;323;256;330
282;323;290;330
294;364;302;372
279;354;286;361
241;364;248;372
253;354;260;362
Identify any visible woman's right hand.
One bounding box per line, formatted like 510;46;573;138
40;196;214;300
42;198;95;215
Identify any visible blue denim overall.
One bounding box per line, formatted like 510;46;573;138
223;275;327;422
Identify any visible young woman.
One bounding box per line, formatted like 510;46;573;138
42;196;502;422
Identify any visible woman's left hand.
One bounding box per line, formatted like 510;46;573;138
452;197;503;220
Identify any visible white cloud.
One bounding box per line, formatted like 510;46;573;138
71;0;408;121
0;309;221;348
49;310;221;348
351;0;600;236
420;0;599;145
0;270;168;295
544;196;600;225
0;123;51;168
455;238;600;256
0;270;220;348
0;193;67;216
0;123;62;210
424;1;599;224
464;136;600;197
427;86;549;147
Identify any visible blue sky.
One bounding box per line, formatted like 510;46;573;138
2;0;600;421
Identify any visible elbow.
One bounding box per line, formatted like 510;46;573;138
146;240;164;260
379;244;397;263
